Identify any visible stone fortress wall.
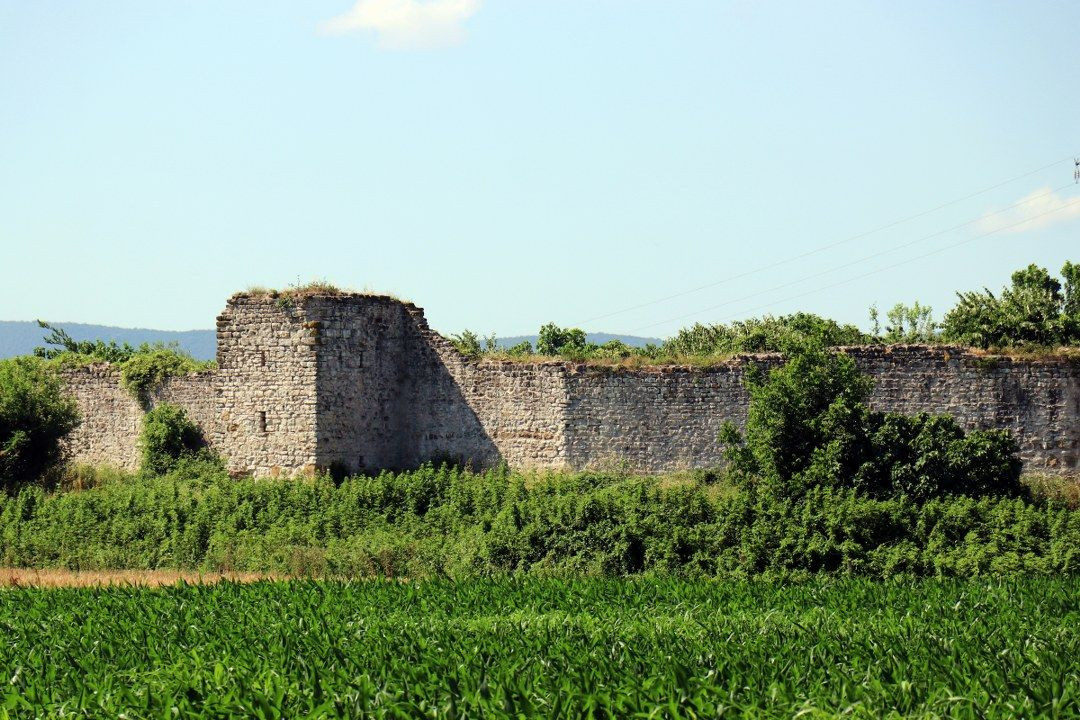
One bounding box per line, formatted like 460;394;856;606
61;293;1080;476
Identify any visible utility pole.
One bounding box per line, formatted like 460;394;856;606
1075;157;1080;183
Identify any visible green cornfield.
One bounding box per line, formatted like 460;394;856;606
3;577;1079;718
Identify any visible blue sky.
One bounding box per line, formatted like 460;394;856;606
2;1;1078;337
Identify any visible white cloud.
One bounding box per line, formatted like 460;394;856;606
977;186;1080;235
320;0;481;50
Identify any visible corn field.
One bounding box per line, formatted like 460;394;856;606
2;576;1078;718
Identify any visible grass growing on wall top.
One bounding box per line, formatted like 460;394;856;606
237;279;410;304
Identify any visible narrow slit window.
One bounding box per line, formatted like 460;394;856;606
260;351;267;367
258;411;267;433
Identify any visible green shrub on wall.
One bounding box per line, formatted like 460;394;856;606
666;313;872;356
720;344;1023;501
0;357;80;494
138;404;206;476
35;321;213;405
942;262;1080;349
120;350;207;405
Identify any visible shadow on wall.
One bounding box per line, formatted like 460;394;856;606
405;315;504;472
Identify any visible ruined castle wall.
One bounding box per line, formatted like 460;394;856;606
856;346;1080;472
312;302;570;473
408;312;570;468
214;297;319;477
61;367;217;471
56;295;1080;477
310;297;418;473
561;363;759;473
555;346;1079;474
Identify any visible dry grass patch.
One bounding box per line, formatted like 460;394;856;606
0;568;285;589
1024;473;1080;508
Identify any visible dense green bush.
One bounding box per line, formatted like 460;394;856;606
536;323;589;355
138;404;208;476
0;462;1074;577
720;345;1023;500
942;261;1080;348
664;312;871;356
0;357;80;494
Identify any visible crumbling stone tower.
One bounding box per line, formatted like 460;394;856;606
214;291;506;477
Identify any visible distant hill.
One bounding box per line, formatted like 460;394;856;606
0;321;217;361
0;322;661;361
494;333;662;349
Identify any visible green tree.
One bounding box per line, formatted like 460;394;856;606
720;345;872;492
536;323;590;356
720;344;1022;500
0;357;80;492
942;262;1080;348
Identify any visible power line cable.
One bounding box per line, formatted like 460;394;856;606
626;183;1074;331
631;194;1080;333
574;154;1077;328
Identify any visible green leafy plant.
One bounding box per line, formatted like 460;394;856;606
720;344;1022;500
942;261;1080;348
870;301;938;343
0;357;80;493
120;350;208;405
138;404;207;476
665;312;871;356
34;323;213;404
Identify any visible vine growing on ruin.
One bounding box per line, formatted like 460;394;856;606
34;321;214;405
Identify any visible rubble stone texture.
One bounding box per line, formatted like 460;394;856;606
61;294;1080;476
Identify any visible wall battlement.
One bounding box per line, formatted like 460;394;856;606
62;294;1080;476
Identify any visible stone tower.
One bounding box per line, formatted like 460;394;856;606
214;291;505;477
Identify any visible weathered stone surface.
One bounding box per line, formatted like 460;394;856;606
59;295;1080;476
61;366;216;470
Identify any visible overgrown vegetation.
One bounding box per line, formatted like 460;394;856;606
450;313;870;365
869;300;938;343
138;404;209;476
665;312;871;355
720;345;1022;501
239;279;409;308
2;576;1078;717
35;321;213;403
0;357;80;494
2;460;1077;577
942;261;1080;349
448;260;1079;365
